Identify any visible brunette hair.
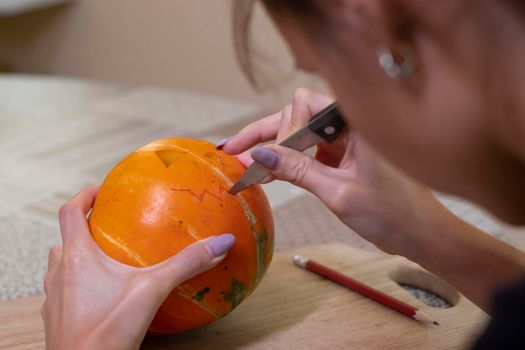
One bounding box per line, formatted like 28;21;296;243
232;0;259;89
232;0;320;91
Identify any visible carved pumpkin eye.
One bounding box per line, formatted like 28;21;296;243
155;150;186;168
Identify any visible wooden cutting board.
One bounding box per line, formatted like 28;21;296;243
0;244;488;349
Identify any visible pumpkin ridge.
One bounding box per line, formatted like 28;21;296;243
91;223;149;266
169;215;203;241
184;223;203;241
175;284;222;319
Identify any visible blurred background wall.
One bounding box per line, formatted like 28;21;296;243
0;0;325;104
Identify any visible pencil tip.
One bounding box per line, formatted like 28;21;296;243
433;321;440;326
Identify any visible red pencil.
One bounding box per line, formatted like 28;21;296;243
293;255;439;325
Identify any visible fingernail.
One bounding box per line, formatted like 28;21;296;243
215;136;235;150
206;234;236;257
251;147;280;170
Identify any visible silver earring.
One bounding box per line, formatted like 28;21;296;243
376;44;416;79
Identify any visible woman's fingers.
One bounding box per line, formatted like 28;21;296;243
222;111;282;154
148;234;236;300
47;245;62;274
44;245;62;295
275;105;294;141
250;145;342;202
276;88;335;141
235;150;255;168
58;185;99;249
222;88;335;155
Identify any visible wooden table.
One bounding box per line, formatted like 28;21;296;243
1;244;488;349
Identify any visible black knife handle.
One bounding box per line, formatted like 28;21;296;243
307;102;345;143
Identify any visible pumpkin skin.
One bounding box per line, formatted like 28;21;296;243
88;138;274;334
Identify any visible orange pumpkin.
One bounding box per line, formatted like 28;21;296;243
88;138;274;334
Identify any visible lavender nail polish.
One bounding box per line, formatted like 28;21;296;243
251;147;280;170
215;136;235;150
206;234;236;257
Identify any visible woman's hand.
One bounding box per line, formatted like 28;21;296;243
221;88;433;255
42;186;235;350
221;88;525;312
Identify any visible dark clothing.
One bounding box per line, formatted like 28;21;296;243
473;278;525;349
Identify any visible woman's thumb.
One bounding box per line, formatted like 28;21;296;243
149;234;235;297
250;145;333;197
